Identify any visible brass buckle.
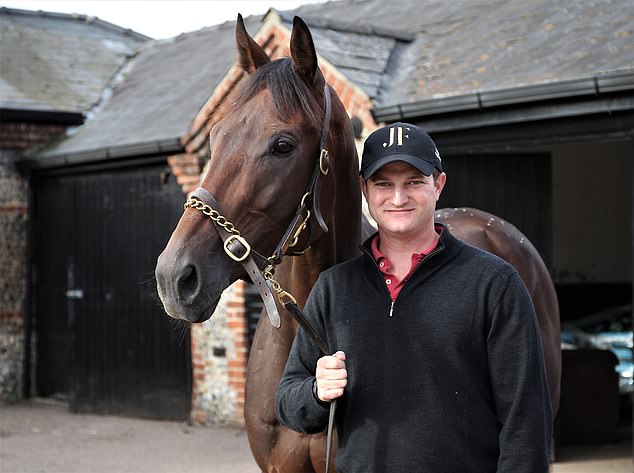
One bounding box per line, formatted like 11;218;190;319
223;235;251;262
277;290;297;305
319;149;329;175
288;210;310;248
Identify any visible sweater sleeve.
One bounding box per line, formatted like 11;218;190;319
487;269;552;473
275;277;331;434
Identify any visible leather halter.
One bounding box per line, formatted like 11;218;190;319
184;82;332;328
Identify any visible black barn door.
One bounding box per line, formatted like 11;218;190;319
33;162;191;420
437;153;552;266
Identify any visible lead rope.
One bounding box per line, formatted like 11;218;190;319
280;299;336;473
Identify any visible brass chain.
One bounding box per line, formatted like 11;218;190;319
263;267;282;293
184;198;240;236
263;266;296;304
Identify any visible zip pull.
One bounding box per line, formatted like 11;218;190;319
389;301;395;317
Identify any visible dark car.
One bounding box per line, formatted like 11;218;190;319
561;304;633;394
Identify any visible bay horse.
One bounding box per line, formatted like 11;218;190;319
155;15;560;473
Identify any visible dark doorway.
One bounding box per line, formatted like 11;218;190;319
32;162;191;420
438;153;552;265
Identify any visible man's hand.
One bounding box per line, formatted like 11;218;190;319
315;351;347;402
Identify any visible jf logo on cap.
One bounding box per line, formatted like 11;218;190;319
360;122;443;180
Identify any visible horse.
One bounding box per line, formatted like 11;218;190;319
155;15;560;473
156;15;360;472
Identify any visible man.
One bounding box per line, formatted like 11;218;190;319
276;122;552;472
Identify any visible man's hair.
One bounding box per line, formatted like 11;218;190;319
432;168;440;183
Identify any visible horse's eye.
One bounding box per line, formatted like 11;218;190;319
270;137;295;157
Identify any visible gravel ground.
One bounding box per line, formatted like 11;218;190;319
552;432;633;473
0;399;631;473
0;399;257;473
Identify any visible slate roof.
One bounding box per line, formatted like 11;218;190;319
0;7;149;114
37;16;262;159
11;0;632;162
36;9;414;160
276;10;414;102
293;0;634;104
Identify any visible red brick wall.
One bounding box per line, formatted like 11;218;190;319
0;122;66;151
226;281;248;424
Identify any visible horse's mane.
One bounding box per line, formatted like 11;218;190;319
234;58;323;130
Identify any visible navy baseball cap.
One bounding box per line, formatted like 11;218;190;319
360;122;443;180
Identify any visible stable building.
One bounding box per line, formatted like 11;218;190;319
0;0;632;437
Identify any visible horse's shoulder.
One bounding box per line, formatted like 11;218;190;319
454;238;518;277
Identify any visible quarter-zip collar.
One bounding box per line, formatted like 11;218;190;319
359;223;464;318
360;222;461;271
369;229;442;301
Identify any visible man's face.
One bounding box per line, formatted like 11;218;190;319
360;161;446;240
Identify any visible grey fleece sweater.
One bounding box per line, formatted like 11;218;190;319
276;226;552;473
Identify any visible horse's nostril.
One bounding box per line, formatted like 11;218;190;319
177;264;199;302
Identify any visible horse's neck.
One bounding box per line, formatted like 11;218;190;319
279;232;338;306
282;135;361;303
244;127;360;416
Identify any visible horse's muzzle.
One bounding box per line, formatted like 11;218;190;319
155;250;223;323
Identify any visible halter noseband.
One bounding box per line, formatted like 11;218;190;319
184;82;332;328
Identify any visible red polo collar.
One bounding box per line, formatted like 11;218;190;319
370;228;442;301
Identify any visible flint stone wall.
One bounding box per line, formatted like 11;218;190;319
0;149;28;402
0;122;66;402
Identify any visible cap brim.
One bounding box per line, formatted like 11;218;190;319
361;154;434;180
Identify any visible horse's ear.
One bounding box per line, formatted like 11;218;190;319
235;13;270;73
290;16;321;85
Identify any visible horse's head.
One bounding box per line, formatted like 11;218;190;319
156;16;348;323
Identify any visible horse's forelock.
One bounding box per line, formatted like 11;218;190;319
235;58;323;130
